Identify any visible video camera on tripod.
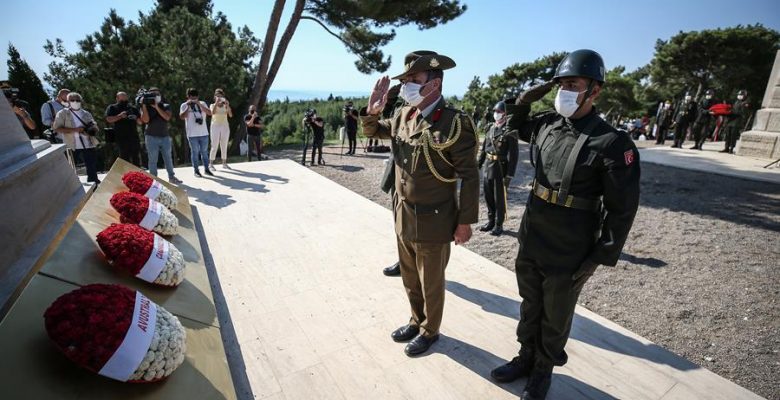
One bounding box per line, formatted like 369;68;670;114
2;86;30;109
303;108;316;125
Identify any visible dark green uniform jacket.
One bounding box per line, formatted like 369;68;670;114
695;98;718;124
478;122;519;179
726;99;751;128
674;101;697;125
506;103;641;271
361;98;480;243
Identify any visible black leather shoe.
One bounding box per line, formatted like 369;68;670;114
491;350;534;383
204;169;214;176
383;262;401;276
490;226;503;236
689;145;698;150
479;221;495;232
404;334;439;356
194;169;203;177
391;324;419;342
719;149;729;153
521;368;552;400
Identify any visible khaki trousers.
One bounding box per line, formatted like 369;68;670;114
396;236;451;337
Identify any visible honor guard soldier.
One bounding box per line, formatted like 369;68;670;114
490;49;640;400
721;89;751;154
671;92;697;148
361;50;479;356
478;100;519;236
691;88;719;150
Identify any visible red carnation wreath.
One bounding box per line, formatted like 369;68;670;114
122;172;178;210
110;191;178;236
96;224;186;286
44;284;186;382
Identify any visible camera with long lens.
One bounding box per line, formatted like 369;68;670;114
303;108;316;125
190;102;204;125
135;88;157;105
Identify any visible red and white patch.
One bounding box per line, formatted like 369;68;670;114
624;150;635;165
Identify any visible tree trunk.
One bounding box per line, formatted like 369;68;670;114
256;0;305;114
230;0;286;155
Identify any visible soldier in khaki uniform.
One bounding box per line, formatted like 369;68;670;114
361;50;479;356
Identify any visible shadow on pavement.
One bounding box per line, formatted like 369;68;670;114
619;253;667;268
180;183;236;209
446;280;700;372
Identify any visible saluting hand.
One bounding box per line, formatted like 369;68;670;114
517;80;556;105
367;75;391;115
453;224;472;245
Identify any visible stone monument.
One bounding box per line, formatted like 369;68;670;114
0;95;86;316
737;50;780;161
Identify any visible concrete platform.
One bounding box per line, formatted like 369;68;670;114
636;141;780;184
175;159;762;400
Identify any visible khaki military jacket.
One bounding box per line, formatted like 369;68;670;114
361;97;479;243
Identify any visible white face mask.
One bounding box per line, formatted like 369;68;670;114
554;88;584;118
59;98;69;106
705;95;712;100
69;101;82;111
399;82;425;107
737;95;744;100
493;112;504;123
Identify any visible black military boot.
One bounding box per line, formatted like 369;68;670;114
490;225;503;236
491;346;534;383
521;363;553;400
479;221;495;232
383;262;401;277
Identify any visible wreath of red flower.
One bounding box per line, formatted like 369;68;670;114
44;284;135;374
96;223;154;275
110;191;150;224
122;172;154;194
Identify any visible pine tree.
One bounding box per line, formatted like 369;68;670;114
7;43;49;135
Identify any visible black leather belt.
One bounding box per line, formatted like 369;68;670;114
532;180;602;212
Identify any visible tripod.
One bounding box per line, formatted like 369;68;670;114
301;124;311;166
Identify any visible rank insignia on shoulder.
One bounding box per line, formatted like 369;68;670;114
624;149;635;165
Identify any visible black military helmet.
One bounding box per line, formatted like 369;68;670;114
553;49;606;84
705;88;715;96
493;100;506;113
738;89;748;96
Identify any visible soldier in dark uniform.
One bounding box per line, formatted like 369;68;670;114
720;89;751;154
655;100;673;145
691;88;718;150
490;50;640;400
361;50;479;356
379;83;404;277
671;93;697;148
478;100;519;236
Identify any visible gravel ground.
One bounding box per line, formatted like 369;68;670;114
266;144;780;399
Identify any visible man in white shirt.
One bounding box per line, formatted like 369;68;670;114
179;88;213;177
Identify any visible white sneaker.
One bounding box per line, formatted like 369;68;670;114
209;164;216;171
223;163;231;170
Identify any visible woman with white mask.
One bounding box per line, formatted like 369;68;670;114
53;92;101;184
491;49;641;400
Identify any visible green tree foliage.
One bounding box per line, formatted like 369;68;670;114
249;0;467;115
649;24;780;101
6;44;49;136
43;2;260;163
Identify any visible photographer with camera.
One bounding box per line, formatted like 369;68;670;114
105;91;141;166
343;101;359;155
52;92;100;184
179;88;213;177
302;109;325;166
41;88;70;143
244;104;265;162
139;87;181;184
209;88;232;170
1;85;36;136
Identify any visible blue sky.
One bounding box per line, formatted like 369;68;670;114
1;0;779;97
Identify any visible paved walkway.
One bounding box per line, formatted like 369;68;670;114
636;140;780;184
173;159;761;400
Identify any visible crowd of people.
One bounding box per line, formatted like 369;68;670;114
13;86;268;185
620;88;752;153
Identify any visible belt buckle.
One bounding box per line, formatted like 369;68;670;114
564;196;574;207
549;191;558;204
